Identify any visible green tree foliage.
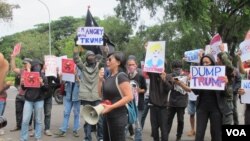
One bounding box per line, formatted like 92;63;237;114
0;0;19;21
115;0;250;56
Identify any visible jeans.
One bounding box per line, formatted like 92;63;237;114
126;110;143;141
44;96;52;130
20;100;44;141
82;100;103;141
0;101;6;116
141;98;149;129
60;97;80;132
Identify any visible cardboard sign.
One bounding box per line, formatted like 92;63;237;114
240;80;250;104
62;59;75;74
76;26;104;46
143;41;166;73
239;40;250;62
44;55;57;77
23;71;40;88
184;49;201;63
12;43;21;56
190;66;226;90
205;43;228;60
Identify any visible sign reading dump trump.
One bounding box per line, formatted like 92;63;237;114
190;66;225;90
76;27;104;46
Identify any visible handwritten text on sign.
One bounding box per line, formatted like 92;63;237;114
76;27;104;46
240;80;250;104
190;66;225;90
184;49;201;63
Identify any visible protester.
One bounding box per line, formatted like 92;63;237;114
217;51;235;125
126;55;147;140
186;91;197;136
236;52;250;125
98;51;133;141
54;67;81;137
147;62;172;141
73;47;103;141
192;54;232;141
140;41;150;129
20;59;49;141
166;60;191;141
10;55;33;132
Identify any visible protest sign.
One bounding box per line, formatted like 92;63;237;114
239;40;250;62
44;55;57;77
240;80;250;104
23;71;40;88
143;41;165;73
76;26;104;46
190;66;226;90
184;49;201;63
12;43;21;56
61;58;75;82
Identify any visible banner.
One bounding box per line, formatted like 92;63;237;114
239;40;250;62
240;80;250;104
143;41;165;73
190;66;226;90
184;49;201;63
23;71;40;88
12;43;21;56
44;55;57;77
76;27;104;46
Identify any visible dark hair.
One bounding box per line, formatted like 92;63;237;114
171;60;182;69
107;51;127;72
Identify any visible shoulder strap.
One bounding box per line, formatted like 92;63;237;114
115;72;129;109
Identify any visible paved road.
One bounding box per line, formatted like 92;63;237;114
0;86;245;141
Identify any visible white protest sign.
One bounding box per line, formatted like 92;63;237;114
208;43;228;61
184;49;201;63
44;55;57;77
143;41;165;73
239;40;250;62
240;80;250;104
76;27;104;46
190;66;226;90
56;55;67;74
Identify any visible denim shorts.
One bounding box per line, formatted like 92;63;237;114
187;100;196;115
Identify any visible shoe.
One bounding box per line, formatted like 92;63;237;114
73;131;79;137
129;134;134;140
10;127;21;132
29;130;35;137
36;139;42;141
0;129;5;135
44;130;53;136
187;130;195;136
176;136;181;141
54;130;66;137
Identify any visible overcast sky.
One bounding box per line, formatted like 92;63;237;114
0;0;162;38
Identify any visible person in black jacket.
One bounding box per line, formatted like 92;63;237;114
166;60;191;141
192;54;232;141
20;59;49;141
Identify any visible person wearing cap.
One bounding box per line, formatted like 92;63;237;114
73;47;103;141
10;54;33;132
20;59;49;141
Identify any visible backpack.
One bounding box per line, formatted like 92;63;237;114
115;72;138;124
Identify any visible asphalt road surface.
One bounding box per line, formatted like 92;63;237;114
0;86;245;141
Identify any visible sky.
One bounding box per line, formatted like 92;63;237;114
0;0;163;38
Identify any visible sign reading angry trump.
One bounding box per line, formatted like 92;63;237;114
76;27;104;46
190;66;225;90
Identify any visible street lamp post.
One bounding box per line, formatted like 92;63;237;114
37;0;51;55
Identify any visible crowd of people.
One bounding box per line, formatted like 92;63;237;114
1;35;250;141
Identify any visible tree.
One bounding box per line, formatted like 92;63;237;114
115;0;250;55
0;0;19;21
